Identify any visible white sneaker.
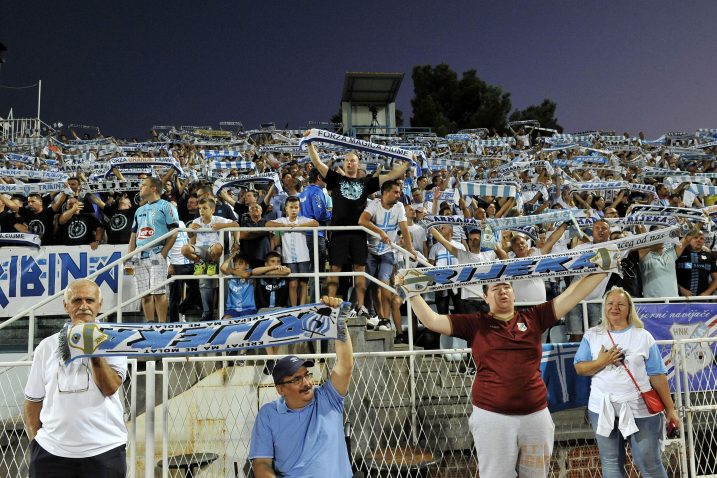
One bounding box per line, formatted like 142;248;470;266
377;319;392;331
357;305;370;317
366;315;380;329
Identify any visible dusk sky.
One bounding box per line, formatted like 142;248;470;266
2;1;716;139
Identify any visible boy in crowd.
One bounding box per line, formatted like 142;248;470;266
220;251;290;319
182;197;239;320
266;197;318;306
253;250;292;363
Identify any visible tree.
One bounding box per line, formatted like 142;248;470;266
411;64;511;135
410;63;560;136
509;99;563;133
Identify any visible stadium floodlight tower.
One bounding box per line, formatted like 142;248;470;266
340;71;403;137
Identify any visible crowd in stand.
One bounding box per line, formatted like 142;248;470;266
3;124;717;344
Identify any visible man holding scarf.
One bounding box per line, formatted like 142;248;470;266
306;133;408;319
250;296;353;478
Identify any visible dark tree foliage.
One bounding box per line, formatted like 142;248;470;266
510;99;563;133
410;63;560;135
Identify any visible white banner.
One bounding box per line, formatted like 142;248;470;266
0;245;139;317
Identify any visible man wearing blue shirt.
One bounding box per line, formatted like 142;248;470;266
129;176;179;323
249;296;353;478
299;169;331;288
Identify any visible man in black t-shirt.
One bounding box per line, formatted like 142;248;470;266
0;198;28;233
57;197;104;247
306;134;409;317
0;192;65;245
676;229;717;297
87;193;136;245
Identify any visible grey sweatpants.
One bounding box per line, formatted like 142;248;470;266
469;406;554;478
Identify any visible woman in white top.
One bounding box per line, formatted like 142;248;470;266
573;287;680;478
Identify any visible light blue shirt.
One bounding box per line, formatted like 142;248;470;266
131;199;178;253
225;276;255;313
249;380;351;477
639;245;678;298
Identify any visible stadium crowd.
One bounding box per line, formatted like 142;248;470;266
3;124;717;343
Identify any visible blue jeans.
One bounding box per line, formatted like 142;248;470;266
566;302;602;335
587;410;667;478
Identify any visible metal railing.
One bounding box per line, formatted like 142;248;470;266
0;225;431;355
5;336;717;477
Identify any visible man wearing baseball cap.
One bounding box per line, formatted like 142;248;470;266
249;296;353;477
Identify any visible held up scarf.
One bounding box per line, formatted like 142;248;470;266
396;245;621;299
213;172;283;195
58;302;351;363
299;129;416;163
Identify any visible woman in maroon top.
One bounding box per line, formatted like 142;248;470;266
404;272;608;478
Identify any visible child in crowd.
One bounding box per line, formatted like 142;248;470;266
182;197;239;276
265;196;318;306
220;250;291;319
253;250;292;363
183;197;239;320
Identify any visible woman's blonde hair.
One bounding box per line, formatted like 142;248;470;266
598;286;643;330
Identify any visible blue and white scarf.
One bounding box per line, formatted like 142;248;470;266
460;182;517;198
108;156;184;174
0;182;70;195
213;172;282;195
0;233;41;248
299;129;415;163
5;153;38;165
210;160;256;171
0;168;69;182
396;245;621;298
58;302;350;363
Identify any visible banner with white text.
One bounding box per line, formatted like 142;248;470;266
637;302;717;392
0;245;138;317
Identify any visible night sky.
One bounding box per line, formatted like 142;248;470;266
2;1;716;139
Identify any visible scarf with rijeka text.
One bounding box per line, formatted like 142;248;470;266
59;302;350;363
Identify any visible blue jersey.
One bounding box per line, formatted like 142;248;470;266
131;199;178;252
300;184;331;237
226;277;256;313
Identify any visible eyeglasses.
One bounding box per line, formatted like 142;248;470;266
276;372;313;386
57;360;91;394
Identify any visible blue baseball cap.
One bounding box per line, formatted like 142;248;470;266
272;355;314;384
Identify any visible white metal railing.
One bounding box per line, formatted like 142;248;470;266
5;224;717;355
0;225;430;354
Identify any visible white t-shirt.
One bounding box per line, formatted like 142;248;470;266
168;220;192;265
273;216;311;263
24;333;127;458
456;249;496;299
429;240;465;294
510;249;547;304
364;199;406;255
407;223;427;254
191;215;234;247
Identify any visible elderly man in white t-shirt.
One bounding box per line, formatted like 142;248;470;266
24;280;127;478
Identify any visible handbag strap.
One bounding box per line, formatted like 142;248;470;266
606;329;644;394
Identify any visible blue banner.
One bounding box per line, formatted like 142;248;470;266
636;303;717;393
540;343;591;412
0;245;125;317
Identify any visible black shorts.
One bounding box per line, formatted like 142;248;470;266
329;231;368;266
30;441;126;478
